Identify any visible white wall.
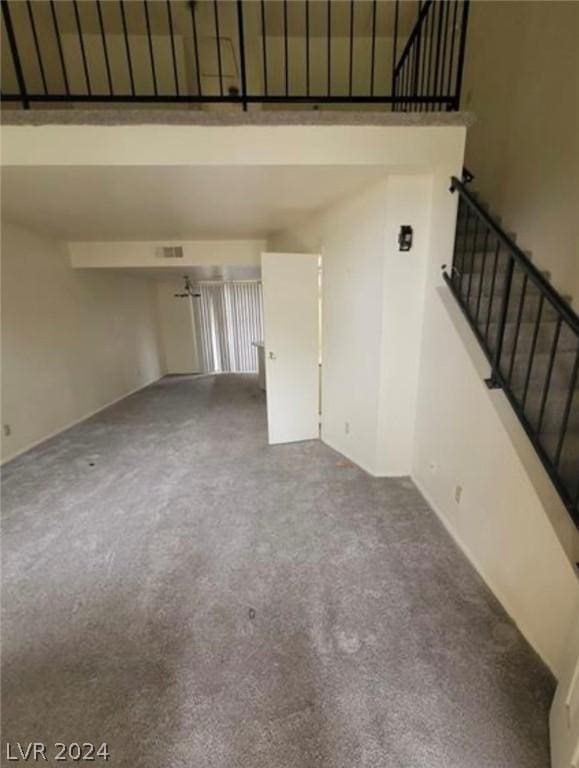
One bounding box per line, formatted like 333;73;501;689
270;172;439;477
375;176;431;475
411;162;579;677
1;124;470;169
69;240;265;270
1;221;164;463
463;1;579;303
412;285;579;678
156;281;200;375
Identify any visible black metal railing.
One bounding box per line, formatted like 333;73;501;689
392;0;469;111
1;0;470;111
444;173;579;525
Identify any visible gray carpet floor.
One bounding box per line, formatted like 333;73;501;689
2;374;554;767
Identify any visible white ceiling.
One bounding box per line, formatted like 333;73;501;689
1;165;388;241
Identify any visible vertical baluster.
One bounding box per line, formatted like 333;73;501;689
260;0;268;97
446;0;458;106
426;3;434;111
2;0;29;107
97;0;113;95
413;2;422;111
120;0;135;96
370;0;377;97
419;6;428;111
485;240;501;342
433;0;444;110
507;274;528;383
284;0;289;96
392;0;399;108
348;0;354;97
554;346;579;468
466;216;478;305
453;0;470;109
143;0;157;96
305;0;310;98
213;0;223;97
166;0;179;96
489;253;515;387
439;0;451;107
458;205;469;297
73;1;91;95
452;199;464;290
474;228;490;323
50;0;69;96
521;295;545;408
411;56;416;111
327;0;331;97
26;0;46;95
536;316;563;433
190;0;202;97
236;0;248;110
408;47;414;111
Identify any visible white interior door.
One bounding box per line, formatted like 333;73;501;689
551;614;579;768
261;252;320;445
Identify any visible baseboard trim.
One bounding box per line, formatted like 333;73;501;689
411;473;557;678
1;375;163;466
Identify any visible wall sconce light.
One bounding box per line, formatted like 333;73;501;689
398;225;413;252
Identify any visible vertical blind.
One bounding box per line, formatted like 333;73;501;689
195;281;263;374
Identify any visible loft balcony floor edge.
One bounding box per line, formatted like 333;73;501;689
0;108;476;129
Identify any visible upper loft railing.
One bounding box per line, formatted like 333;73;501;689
445;173;579;525
392;0;469;111
1;0;470;111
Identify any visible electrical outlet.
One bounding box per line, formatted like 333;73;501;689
344;421;350;435
3;424;11;437
454;484;463;504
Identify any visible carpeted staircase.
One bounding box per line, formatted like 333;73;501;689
449;180;579;524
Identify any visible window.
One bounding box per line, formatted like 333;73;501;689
195;281;263;374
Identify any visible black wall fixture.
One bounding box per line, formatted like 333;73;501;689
398;225;413;252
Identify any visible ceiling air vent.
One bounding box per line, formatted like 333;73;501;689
159;246;184;259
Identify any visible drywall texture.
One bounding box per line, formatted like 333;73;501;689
1;124;468;168
271;182;387;474
1;222;163;462
156;281;200;375
411;158;579;677
270;173;451;478
412;289;579;678
70;240;265;270
2;374;554;767
463;1;579;303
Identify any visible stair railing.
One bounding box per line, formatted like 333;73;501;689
444;175;579;524
392;0;470;112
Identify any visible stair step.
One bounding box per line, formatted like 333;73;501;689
523;378;579;435
455;230;517;250
508;350;577;395
489;319;579;357
457;249;533;274
475;292;567;324
458;269;550;301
